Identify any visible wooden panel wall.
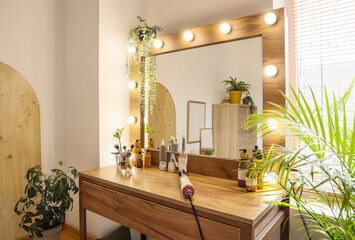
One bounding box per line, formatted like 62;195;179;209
0;62;41;239
130;8;285;148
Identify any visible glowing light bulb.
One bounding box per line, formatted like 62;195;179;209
265;65;278;77
264;12;277;25
153;39;163;48
183;31;194;41
127;116;137;125
127;45;136;53
127;81;137;89
267;119;278;130
220;23;231;34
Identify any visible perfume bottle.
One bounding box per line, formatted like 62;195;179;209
159;140;167;171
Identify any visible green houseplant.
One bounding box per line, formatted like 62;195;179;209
113;127;125;150
244;81;355;239
222;76;251;104
127;16;162;114
14;161;78;239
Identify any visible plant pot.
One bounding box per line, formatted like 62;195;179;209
229;91;242;104
242;97;250;105
34;225;62;240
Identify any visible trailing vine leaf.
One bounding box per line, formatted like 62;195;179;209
126;16;162;114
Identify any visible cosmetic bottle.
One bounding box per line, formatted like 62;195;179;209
144;149;151;168
130;144;134;165
237;149;249;187
246;162;257;192
168;137;177;173
159;140;167;171
178;135;188;172
252;145;262;159
173;138;179;152
137;151;143;168
132;140;141;167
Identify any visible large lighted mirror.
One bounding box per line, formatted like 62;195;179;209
131;8;285;159
145;37;263;158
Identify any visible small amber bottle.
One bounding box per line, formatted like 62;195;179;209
133;140;141;167
144;149;151;168
148;138;155;149
137;151;143;168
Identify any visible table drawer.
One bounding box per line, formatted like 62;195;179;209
81;180;240;240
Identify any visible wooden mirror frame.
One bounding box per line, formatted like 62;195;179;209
130;8;285;148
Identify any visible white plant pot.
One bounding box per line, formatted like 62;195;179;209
33;225;62;240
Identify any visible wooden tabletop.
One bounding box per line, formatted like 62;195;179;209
80;166;281;227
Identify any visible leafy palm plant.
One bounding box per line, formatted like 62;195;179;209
244;80;355;239
222;76;251;94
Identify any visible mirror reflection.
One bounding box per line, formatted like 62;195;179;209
145;37;263;158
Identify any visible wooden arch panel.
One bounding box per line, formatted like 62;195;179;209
148;83;176;147
0;62;41;239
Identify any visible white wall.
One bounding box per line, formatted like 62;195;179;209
62;0;101;237
155;38;263;153
98;0;142;237
0;0;62;172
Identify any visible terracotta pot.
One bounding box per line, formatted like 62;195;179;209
229;91;242;104
34;225;62;240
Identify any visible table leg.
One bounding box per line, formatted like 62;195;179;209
80;179;87;240
281;206;290;240
141;233;147;240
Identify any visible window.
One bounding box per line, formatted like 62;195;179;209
289;0;355;189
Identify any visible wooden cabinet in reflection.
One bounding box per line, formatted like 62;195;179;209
212;104;257;158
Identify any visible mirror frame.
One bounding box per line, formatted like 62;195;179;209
130;8;285;148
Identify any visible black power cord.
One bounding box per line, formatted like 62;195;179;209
187;193;204;240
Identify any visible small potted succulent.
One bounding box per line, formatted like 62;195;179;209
222;76;251;104
14;161;78;240
242;95;256;113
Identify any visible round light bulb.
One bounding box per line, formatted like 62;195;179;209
183;31;194;41
127;116;137;125
265;65;278;77
267;119;278;130
127;45;136;54
153;39;163;48
264;12;277;25
127;81;137;89
220;23;231;34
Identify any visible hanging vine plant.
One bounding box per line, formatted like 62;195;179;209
126;16;162;114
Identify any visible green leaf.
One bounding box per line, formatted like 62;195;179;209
28;187;36;199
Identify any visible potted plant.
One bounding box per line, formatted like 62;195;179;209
145;124;155;148
14;161;78;239
222;76;251;104
127;16;162;114
113;127;125;150
244;81;355;239
242;95;256;113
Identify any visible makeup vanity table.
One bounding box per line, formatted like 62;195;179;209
79;152;289;240
79;7;289;240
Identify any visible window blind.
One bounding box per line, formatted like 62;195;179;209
289;0;355;186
